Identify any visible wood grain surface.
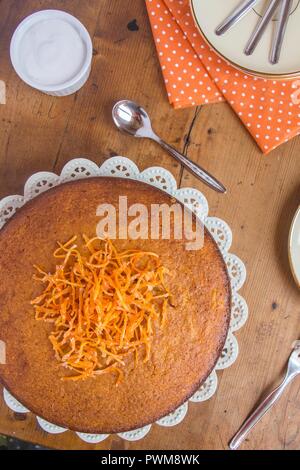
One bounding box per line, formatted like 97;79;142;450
0;0;299;450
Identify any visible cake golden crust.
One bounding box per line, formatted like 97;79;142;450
0;177;231;433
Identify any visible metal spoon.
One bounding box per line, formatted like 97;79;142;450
112;100;226;193
229;340;300;450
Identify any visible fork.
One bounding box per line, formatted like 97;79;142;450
229;340;300;450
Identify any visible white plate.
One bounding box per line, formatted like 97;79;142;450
289;206;300;288
190;0;300;79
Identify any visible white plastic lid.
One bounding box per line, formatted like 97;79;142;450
10;10;93;96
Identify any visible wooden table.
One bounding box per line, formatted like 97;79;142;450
0;0;299;451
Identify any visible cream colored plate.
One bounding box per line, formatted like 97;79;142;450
289;206;300;288
190;0;300;79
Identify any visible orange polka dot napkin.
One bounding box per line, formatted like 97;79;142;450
145;0;300;154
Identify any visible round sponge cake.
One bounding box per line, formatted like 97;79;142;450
0;177;231;433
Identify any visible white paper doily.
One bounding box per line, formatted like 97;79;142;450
0;157;247;444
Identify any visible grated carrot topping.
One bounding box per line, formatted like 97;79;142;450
31;236;171;383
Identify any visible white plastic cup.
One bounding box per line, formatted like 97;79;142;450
10;10;93;96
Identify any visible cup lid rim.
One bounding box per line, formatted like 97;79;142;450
10;9;93;92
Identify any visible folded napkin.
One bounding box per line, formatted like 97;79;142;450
145;0;300;154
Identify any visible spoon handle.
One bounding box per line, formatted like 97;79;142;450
215;0;259;36
229;371;296;450
269;0;293;64
244;0;281;56
154;137;226;193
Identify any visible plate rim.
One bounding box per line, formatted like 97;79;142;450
189;0;300;80
288;205;300;289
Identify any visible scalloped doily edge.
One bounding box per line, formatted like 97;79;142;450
0;156;248;443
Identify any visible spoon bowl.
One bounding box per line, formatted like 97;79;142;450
112;100;153;138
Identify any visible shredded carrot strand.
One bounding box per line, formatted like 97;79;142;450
31;236;171;383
